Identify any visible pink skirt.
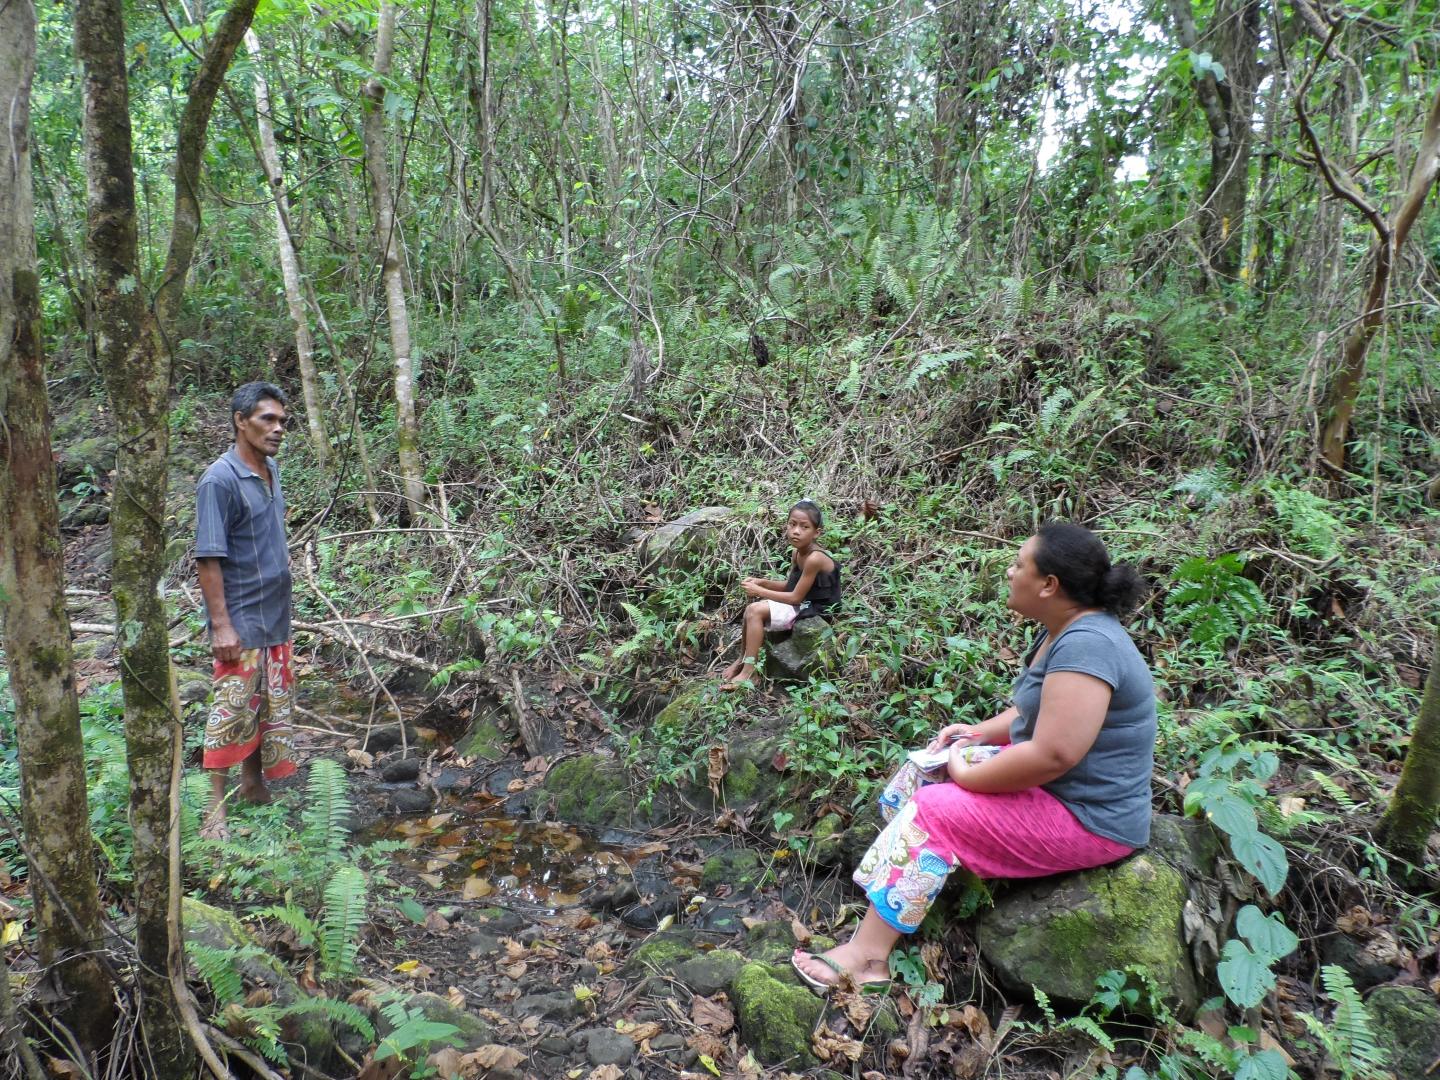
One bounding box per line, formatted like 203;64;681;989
855;758;1133;933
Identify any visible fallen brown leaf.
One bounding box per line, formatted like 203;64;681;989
707;745;728;797
446;986;466;1010
461;1044;526;1071
691;994;735;1034
424;910;451;932
587;1067;623;1080
461;877;494;900
789;916;812;948
812;1026;864;1062
620;1021;663;1041
426;1047;464;1077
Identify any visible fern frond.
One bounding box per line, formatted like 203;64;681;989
275;994;376;1042
255;896;320;948
1038;387;1073;432
319;866;367;979
187;942;254;1006
301;759;352;883
1318;965;1390;1074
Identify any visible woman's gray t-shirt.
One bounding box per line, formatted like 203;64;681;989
1008;613;1156;848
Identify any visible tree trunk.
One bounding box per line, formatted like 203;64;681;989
77;0;259;1072
360;0;427;513
245;30;331;470
1378;623;1440;868
1316;83;1440;474
0;0;115;1055
1168;0;1262;285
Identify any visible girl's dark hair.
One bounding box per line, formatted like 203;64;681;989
790;500;823;527
1034;522;1148;617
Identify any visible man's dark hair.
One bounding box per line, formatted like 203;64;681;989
1033;521;1148;617
231;382;287;434
791;500;823;528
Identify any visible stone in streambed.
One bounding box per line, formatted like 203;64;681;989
380;756;422;783
512;990;585;1021
763;617;838;683
379;991;492;1050
674;949;747;996
388;788;433;813
638;506;733;573
582;1027;636;1066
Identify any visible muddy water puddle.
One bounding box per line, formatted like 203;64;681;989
364;797;666;910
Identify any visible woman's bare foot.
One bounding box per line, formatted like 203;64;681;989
791;944;891;989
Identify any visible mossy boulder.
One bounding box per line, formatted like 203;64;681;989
381;991;493;1051
743;920;803;964
732;962;822;1068
763;618;837;683
977;819;1203;1019
543;753;639;828
456;709;510;761
182;898;337;1065
624;933;701;977
1367;986;1440;1079
701;849;765;892
56;434;115;486
176;668;211;707
638;507;733;573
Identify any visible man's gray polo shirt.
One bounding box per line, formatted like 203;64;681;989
195;448;292;648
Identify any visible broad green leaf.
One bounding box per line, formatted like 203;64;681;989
1206;792;1257;838
1230;831;1288;895
1234;1049;1288;1080
1217;939;1275;1008
1235;905;1298;960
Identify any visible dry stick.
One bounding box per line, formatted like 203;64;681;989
0;947;46;1080
295;557;407;755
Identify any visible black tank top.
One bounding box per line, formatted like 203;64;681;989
784;553;842;620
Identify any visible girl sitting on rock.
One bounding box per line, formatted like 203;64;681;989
718;500;841;690
791;522;1154;991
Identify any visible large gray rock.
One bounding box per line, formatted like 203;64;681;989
380;991;493;1050
1368;986;1440;1079
977;816;1219;1019
763;618;837;683
638;507;732;573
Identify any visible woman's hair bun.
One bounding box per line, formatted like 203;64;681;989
1034;522;1149;617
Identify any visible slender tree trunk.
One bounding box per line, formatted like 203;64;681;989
245;30;330;469
0;1;115;1055
1168;0;1262;285
1378;623;1440;868
1316;83;1440;473
77;0;260;1072
360;0;427;512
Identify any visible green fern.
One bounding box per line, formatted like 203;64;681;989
255;892;320;950
319;866;367;979
1262;480;1348;561
300;758;351;885
1298;966;1391;1080
1166;554;1269;649
187;942;266;1006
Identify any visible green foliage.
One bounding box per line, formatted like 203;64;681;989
374;996;464;1063
255;863;367;980
1183;742;1288;896
300;758;352;888
1297;967;1391;1080
1166;554;1269;651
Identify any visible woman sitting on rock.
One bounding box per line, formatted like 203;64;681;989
792;522;1155;991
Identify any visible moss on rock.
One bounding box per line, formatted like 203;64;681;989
1368;985;1440;1079
701;848;764;891
456;713;509;761
380;992;493;1050
626;934;700;975
543;754;634;827
732;962;822;1067
977;849;1199;1018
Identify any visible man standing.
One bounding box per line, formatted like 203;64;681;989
195;382;298;840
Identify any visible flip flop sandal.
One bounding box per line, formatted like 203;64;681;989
790;951;892;996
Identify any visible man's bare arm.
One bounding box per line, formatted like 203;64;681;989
197;557;241;663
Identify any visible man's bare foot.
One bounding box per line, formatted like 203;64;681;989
237;782;273;805
718;659;743;682
199;811;230;842
791;945;891;990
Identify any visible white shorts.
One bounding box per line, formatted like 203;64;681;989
767;601;798;631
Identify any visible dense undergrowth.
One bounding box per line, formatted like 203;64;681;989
10;270;1438;1075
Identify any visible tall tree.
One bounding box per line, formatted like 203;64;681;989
1168;0;1263;285
75;0;260;1071
0;0;115;1055
245;30;331;471
360;0;427;512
